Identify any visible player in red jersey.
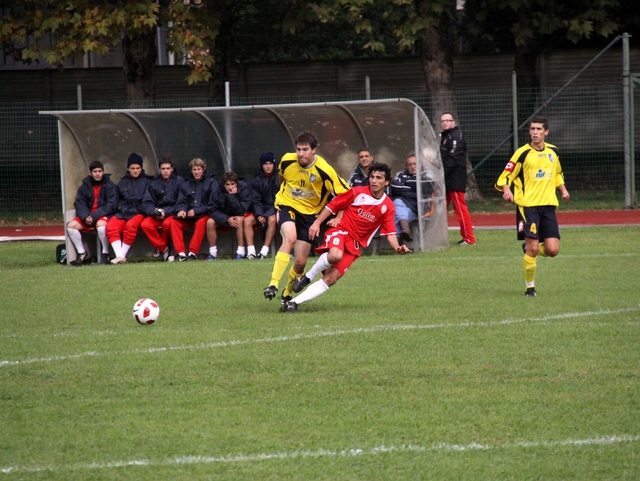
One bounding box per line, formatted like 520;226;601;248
282;162;411;312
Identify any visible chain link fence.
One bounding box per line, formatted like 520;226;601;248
1;84;638;219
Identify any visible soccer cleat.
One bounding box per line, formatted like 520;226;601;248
177;253;188;262
522;242;526;254
205;254;217;261
110;256;126;265
100;253;110;265
256;253;267;259
283;300;299;313
247;253;257;260
71;252;87;267
525;287;537;297
188;253;198;261
162;246;171;262
292;275;311;293
152;248;161;258
279;295;292;312
263;285;278;300
235;253;245;260
457;240;470;246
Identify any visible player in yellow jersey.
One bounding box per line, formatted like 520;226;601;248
495;115;570;297
263;131;350;307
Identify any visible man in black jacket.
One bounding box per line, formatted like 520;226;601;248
440;113;475;245
245;152;280;259
390;154;418;242
66;161;118;265
348;149;374;187
205;171;253;260
106;153;152;264
140;157;184;261
170;158;217;261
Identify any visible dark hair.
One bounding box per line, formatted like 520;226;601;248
358;148;371;156
368;162;392;181
221;171;239;185
159;154;173;168
441;112;455;121
530;115;548;130
88;161;104;172
295;131;318;149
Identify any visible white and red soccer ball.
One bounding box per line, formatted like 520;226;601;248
133;298;160;325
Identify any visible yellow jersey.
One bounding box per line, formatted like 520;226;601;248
495;143;565;207
275;153;350;215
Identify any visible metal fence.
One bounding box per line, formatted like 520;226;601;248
1;84;638;219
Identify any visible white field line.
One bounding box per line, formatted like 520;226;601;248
1;307;638;368
364;252;640;263
1;434;638;475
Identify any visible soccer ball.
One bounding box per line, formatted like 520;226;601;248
133;298;160;325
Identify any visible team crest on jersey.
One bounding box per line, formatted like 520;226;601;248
309;174;317;182
381;205;387;214
548;154;554;162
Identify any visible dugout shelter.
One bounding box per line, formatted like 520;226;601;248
41;99;448;263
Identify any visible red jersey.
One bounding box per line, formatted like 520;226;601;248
324;186;396;248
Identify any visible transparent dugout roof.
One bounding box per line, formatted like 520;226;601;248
42;99;448;251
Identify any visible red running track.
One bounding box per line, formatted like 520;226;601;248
1;210;639;240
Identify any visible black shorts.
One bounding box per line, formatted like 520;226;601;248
276;205;316;244
516;205;560;241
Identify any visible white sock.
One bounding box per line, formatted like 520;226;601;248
209;246;217;257
237;246;246;256
178;252;186;257
111;240;123;258
305;252;332;281
67;228;85;255
293;279;330;305
247;245;256;256
97;226;109;253
260;245;270;257
121;243;131;258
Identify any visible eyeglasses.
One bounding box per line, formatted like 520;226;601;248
441;119;454;123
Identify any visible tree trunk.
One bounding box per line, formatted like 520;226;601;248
419;2;483;201
123;31;157;108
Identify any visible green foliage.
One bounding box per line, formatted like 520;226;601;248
1;227;640;479
463;0;624;54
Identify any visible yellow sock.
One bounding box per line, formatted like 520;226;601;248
283;266;298;298
538;242;548;257
269;251;291;288
523;253;536;288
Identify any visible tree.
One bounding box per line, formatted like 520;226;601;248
463;0;621;90
0;0;218;106
311;0;482;199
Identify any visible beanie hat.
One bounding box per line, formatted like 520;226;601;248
127;153;143;167
260;152;276;165
88;160;104;171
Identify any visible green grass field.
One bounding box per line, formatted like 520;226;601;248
1;227;639;480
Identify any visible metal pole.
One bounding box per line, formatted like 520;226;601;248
365;76;370;100
225;81;231;107
76;85;82;110
623;33;633;208
512;71;518;150
470;34;623;175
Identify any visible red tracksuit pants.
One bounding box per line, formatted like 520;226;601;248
141;216;173;251
170;216;208;255
106;214;144;246
447;191;475;244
